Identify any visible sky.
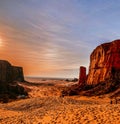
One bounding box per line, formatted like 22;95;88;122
0;0;120;78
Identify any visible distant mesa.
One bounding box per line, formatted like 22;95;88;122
0;60;27;102
0;60;24;83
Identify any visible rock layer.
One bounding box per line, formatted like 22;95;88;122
87;40;120;85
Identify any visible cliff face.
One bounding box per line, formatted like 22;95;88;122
0;60;24;83
0;60;27;102
12;66;24;82
0;60;13;83
87;40;120;85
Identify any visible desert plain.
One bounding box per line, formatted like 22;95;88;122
0;78;120;124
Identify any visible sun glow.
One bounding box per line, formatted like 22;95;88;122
0;37;3;46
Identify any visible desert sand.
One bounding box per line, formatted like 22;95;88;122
0;79;120;124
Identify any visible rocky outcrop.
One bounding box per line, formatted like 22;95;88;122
78;66;86;85
0;60;13;83
65;40;120;96
0;60;24;83
87;40;120;85
0;60;27;102
12;66;24;82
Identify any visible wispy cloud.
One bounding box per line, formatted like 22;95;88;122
0;0;120;77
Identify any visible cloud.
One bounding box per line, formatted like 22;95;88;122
0;0;120;77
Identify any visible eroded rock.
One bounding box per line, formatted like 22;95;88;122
87;40;120;85
12;66;24;82
78;66;86;85
0;60;27;102
0;60;24;83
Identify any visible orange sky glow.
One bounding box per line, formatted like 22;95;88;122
0;0;120;78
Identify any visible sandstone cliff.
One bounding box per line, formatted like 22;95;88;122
0;60;13;83
63;40;120;97
0;60;27;102
0;60;24;83
12;66;24;82
87;40;120;85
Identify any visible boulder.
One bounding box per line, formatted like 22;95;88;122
87;40;120;85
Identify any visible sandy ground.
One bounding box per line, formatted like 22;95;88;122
0;79;120;124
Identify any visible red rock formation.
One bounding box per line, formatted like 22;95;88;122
12;66;24;82
78;66;86;85
0;60;13;83
0;60;27;102
87;40;120;85
0;60;24;83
